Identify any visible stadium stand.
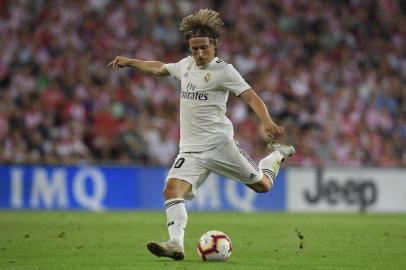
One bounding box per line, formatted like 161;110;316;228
0;0;405;167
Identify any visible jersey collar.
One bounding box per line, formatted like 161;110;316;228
196;57;218;70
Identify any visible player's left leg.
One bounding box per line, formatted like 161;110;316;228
247;143;295;192
206;140;294;193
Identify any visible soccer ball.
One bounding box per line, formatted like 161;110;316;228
197;230;232;261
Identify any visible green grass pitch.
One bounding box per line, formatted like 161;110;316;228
1;211;405;270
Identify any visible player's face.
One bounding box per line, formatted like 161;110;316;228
189;37;215;67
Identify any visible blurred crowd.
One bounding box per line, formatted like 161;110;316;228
0;0;405;167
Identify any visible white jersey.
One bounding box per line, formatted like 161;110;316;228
164;56;251;153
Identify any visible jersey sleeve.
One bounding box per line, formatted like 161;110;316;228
222;64;251;96
163;57;190;80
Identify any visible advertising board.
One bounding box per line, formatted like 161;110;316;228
0;165;285;211
287;168;406;212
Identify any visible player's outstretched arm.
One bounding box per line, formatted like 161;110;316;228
240;89;284;138
107;56;170;77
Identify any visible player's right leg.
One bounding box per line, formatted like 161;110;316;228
146;238;185;261
147;153;209;260
147;178;191;261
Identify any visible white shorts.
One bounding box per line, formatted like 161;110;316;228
166;140;263;200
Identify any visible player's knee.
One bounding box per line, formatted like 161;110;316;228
163;183;177;199
246;181;271;193
253;184;271;193
163;178;192;200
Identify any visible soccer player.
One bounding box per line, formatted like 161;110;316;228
107;9;295;260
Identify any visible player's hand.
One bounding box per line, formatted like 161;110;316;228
263;121;284;138
107;56;129;71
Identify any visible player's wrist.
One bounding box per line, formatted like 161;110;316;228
262;118;275;126
126;58;137;67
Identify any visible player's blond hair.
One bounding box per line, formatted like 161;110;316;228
179;9;224;54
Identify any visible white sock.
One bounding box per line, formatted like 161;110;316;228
259;151;283;185
165;198;187;248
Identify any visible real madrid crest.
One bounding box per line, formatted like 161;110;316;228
203;73;211;83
